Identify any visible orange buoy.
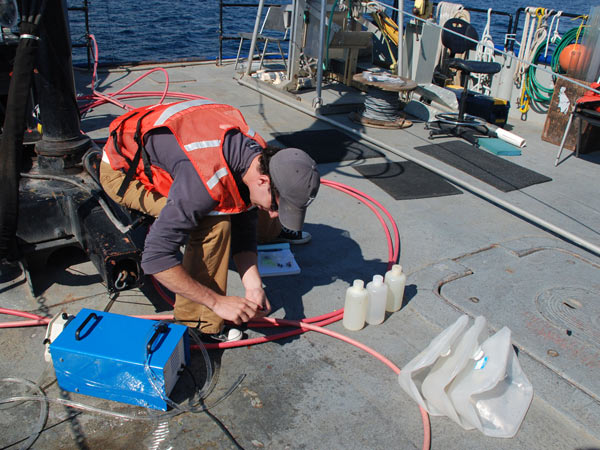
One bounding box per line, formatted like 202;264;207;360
559;43;586;73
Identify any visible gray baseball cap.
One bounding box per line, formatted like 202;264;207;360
269;148;320;231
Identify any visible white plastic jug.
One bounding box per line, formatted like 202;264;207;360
398;314;469;411
421;316;488;425
366;275;388;325
384;264;406;312
342;280;369;331
447;327;533;438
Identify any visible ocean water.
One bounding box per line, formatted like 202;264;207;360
67;0;595;66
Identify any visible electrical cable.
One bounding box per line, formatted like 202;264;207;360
0;177;411;442
361;87;403;122
252;317;432;450
0;377;47;450
0;30;432;449
142;321;215;413
0;374;245;422
147;177;400;351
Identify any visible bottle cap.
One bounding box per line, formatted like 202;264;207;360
352;279;364;289
373;274;383;286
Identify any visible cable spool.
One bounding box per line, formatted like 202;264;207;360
362;86;403;121
350;72;417;129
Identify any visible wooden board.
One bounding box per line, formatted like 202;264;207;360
542;77;600;152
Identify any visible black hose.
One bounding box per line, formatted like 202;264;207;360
0;0;45;261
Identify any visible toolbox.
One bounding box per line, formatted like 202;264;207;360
50;308;189;410
447;85;510;127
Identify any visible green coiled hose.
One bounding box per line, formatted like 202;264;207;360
525;27;586;104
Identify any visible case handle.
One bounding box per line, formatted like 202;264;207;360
75;312;98;340
146;323;169;354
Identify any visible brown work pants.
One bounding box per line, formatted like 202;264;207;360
99;162;281;333
100;162;229;333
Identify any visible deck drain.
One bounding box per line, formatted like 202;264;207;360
536;287;600;348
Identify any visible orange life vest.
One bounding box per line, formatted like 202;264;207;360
103;100;267;214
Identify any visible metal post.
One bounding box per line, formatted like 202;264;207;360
218;0;223;65
397;0;404;76
245;0;266;76
314;0;327;107
35;0;90;173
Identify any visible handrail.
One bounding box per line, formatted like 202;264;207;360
218;1;281;65
510;7;583;52
68;0;92;69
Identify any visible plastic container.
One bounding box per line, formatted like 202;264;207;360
384;264;406;312
447;326;534;438
398;314;469;411
366;275;388;325
421;316;488;426
342;280;369;331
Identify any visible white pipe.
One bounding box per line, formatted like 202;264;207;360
486;123;527;148
237;77;600;257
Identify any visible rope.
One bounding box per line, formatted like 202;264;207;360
362;87;402;122
544;11;562;58
516;8;552;118
519;21;587;116
472;8;495;95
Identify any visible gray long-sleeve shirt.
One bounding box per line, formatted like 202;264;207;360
140;128;262;275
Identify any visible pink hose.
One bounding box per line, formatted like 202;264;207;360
148;179;398;346
0;42;431;447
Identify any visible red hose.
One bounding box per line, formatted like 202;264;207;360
148;178;399;347
0;39;431;448
248;317;431;450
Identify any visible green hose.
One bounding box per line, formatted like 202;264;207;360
524;27;586;105
551;27;586;74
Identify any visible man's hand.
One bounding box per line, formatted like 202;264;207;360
233;251;271;318
245;286;271;318
211;294;263;325
152;265;262;325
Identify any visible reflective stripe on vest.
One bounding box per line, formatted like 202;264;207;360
184;139;221;152
102;101;266;214
206;167;229;190
153;99;215;126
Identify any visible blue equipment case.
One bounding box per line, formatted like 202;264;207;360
50;308;190;411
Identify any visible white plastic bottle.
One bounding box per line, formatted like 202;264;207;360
366;275;388;325
384;264;406;312
342;280;369;331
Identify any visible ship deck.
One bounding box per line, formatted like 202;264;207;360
1;58;600;449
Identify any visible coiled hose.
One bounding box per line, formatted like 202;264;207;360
525;27;586;104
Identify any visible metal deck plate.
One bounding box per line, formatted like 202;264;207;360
438;243;600;401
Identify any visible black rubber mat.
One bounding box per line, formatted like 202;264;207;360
273;129;385;163
414;140;552;192
354;161;463;200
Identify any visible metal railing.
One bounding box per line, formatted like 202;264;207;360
218;1;281;65
68;0;92;69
